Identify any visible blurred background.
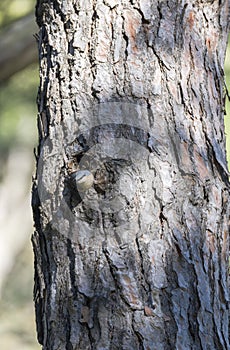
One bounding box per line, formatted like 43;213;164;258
0;0;39;349
0;1;229;349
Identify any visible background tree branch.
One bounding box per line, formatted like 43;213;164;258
0;13;38;82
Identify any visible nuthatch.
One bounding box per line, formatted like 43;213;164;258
70;170;94;192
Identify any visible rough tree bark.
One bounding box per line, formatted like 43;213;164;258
32;1;230;349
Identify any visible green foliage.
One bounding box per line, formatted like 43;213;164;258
0;0;35;28
0;64;38;155
0;0;38;159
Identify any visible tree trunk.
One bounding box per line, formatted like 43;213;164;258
32;1;230;349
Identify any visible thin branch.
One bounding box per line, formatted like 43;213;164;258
0;13;38;82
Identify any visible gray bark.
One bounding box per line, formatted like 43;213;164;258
32;1;230;349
